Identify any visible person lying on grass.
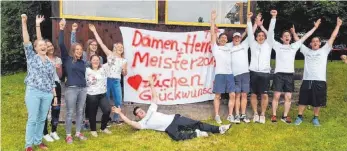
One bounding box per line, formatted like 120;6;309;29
111;76;231;141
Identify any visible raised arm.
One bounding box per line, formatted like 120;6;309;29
21;14;30;45
210;10;217;45
148;75;158;104
35;15;44;40
58;19;69;62
328;17;343;47
255;13;268;35
290;25;300;42
266;10;277;46
241;18;258;39
112;107;142;129
71;23;78;44
89;24;113;56
300;19;321;42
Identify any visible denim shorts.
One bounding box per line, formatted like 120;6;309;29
234;72;250;93
213;74;235;94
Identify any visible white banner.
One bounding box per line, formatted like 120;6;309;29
120;27;224;105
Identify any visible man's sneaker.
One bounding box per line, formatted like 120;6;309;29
106;123;111;128
113;120;123;125
65;136;73;144
240;114;250;123
234;115;241;124
75;133;87;141
215;115;222;124
38;143;48;150
253;114;260;123
294;117;303;125
195;129;209;137
100;128;112;134
91;131;98;137
219;124;231;134
271;115;277;123
25;147;33;151
259;115;266;124
281;116;292;124
50;132;60;140
43;134;54;142
227;115;235;123
312;118;321;126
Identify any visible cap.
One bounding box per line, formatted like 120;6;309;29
233;32;241;37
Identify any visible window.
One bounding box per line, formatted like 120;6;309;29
165;0;250;27
60;0;158;24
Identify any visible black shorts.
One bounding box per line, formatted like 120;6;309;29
250;71;270;95
298;80;327;107
273;73;294;92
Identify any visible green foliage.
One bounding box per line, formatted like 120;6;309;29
2;61;347;150
257;1;347;45
1;1;51;75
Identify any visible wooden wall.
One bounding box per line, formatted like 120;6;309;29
51;1;256;58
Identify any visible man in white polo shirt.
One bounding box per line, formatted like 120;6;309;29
112;76;231;141
247;10;277;124
267;14;322;123
210;10;236;124
294;17;343;126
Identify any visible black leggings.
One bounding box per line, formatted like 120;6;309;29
43;81;61;135
86;93;111;131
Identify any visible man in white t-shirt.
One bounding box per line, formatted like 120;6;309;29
266;15;322;124
246;10;277;124
210;10;236;124
111;76;231;141
293;17;343;126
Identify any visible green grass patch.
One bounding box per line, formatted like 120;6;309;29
2;61;347;150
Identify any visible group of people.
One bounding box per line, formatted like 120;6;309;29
210;10;342;126
21;8;343;151
22;14;129;150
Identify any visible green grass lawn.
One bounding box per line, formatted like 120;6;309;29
2;61;347;151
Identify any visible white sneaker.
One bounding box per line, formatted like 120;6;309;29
195;129;208;137
227;115;235;123
241;114;250;123
234;115;241;124
253;114;260;123
100;128;112;134
91;131;98;137
215;115;222;124
43;134;54;142
219;124;231;134
50;132;60;140
259;115;266;124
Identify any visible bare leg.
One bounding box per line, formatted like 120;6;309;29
240;93;248;115
272;91;281;116
283;92;292;117
260;94;269;116
313;107;320;116
214;94;221;116
298;105;306;115
251;94;258;115
235;93;241;115
228;93;236;116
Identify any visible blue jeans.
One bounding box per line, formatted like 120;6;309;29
106;78;122;121
25;86;53;148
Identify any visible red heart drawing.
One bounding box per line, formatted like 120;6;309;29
127;74;143;91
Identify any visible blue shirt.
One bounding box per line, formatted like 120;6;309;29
59;30;86;87
24;43;55;93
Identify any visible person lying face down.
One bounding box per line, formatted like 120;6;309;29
111;76;231;141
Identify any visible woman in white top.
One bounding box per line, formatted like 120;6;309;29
89;24;127;124
86;55;112;137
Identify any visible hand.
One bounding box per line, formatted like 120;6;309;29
52;97;58;106
314;19;321;28
55;64;61;69
89;24;96;32
148;75;154;86
270;10;277;17
59;19;66;30
36;15;44;25
21;14;27;24
72;23;78;32
337;17;343;27
247;12;253;19
255;13;263;26
112;106;121;114
290;25;296;33
211;10;217;21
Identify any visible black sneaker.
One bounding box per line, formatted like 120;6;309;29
114;120;123;125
